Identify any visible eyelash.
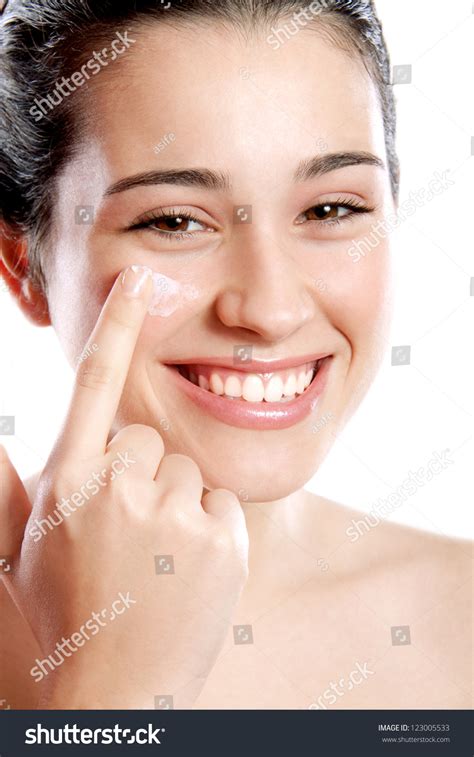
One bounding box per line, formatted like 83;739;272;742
128;199;373;240
300;196;373;226
128;207;204;240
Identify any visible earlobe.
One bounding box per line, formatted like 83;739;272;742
0;226;51;327
18;277;51;327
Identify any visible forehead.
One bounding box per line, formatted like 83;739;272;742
81;20;386;183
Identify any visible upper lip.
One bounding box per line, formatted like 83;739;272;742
166;353;331;373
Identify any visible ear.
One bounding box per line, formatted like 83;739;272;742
0;224;51;327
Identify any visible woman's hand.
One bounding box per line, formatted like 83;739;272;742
2;265;249;709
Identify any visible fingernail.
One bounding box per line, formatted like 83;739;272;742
121;265;152;297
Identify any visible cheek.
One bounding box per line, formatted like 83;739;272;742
337;247;392;414
319;239;392;344
350;255;391;325
47;270;106;368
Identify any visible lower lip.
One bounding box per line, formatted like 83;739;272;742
167;358;331;430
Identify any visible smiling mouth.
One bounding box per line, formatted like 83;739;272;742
175;358;325;403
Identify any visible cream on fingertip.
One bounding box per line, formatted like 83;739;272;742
121;265;153;298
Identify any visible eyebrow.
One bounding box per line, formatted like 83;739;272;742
294;151;385;182
104;151;384;196
104;168;230;196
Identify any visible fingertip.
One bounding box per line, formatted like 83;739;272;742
201;488;241;518
120;265;153;300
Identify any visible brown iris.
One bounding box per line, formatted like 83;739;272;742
306;204;339;220
154;215;189;232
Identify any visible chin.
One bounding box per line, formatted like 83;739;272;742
200;448;328;504
204;473;303;504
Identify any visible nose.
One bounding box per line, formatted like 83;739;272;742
215;227;316;343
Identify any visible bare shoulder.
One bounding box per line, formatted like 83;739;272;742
302;491;472;705
302;489;472;579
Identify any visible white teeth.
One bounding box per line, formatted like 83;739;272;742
264;375;284;402
224;375;242;397
296;371;306;395
283;373;297;397
209;373;224;395
242;374;265;402
188;361;321;403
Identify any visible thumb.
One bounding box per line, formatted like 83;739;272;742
0;445;32;567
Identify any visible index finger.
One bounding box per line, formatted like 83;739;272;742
58;265;153;459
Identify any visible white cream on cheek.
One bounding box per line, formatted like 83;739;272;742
148;271;199;317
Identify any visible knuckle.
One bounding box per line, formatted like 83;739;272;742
208;520;245;555
110;424;164;459
168;506;202;538
76;362;115;391
130;425;164;453
109;479;157;527
107;308;137;331
114;477;145;513
166;454;202;479
124;423;160;438
210;488;240;510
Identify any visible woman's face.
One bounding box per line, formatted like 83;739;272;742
46;21;394;501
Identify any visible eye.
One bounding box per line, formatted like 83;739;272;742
128;207;214;240
297;198;372;226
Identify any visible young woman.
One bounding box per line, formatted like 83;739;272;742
0;0;471;710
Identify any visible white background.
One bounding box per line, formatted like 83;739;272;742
0;0;472;538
